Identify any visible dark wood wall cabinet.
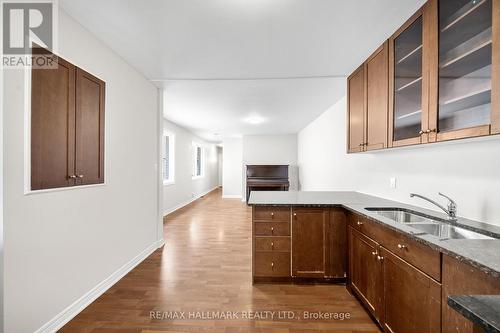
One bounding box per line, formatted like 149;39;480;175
347;0;500;152
31;52;105;190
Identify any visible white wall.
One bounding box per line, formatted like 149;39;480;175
3;9;160;333
217;146;223;187
298;94;500;226
242;135;299;197
222;138;243;198
163;119;220;215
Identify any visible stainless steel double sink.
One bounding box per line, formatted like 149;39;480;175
365;208;494;240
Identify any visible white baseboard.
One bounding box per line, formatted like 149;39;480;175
163;186;219;216
222;194;242;199
35;239;164;333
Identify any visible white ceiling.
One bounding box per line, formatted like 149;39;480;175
162;78;347;141
60;0;426;141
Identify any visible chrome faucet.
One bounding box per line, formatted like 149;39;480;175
410;192;457;220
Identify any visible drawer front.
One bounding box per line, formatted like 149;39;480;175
350;213;441;281
382;229;441;281
254;222;290;236
348;213;367;231
254;252;291;277
255;237;291;252
253;206;291;221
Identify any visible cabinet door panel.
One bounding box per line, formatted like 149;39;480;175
389;9;427;147
366;42;389;151
75;68;105;185
292;208;328;277
326;209;347;278
430;0;496;141
348;227;384;324
382;248;441;333
31;57;76;190
347;66;366;153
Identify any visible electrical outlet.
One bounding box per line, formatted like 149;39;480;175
390;177;397;189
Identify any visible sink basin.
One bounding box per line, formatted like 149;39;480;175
365;208;442;224
406;223;493;240
365;208;494;240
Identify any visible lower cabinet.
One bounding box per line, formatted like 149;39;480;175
252;206;347;282
441;255;500;333
348;227;384;324
382;248;441;333
348;215;442;333
291;208;329;278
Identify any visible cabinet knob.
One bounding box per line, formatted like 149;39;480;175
68;175;77;179
425;129;436;134
293;213;297;217
357;221;363;226
397;244;407;250
419;130;424;135
270;227;274;235
77;174;84;178
271;242;274;249
377;255;384;261
270;212;274;217
371;251;378;256
271;262;274;270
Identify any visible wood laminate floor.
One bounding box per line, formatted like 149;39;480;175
61;188;380;333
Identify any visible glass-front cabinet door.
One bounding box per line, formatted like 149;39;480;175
389;8;428;147
428;0;499;141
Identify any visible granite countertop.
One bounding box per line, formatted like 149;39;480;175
248;191;500;278
448;295;500;333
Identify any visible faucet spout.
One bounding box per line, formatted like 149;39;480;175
410;193;457;220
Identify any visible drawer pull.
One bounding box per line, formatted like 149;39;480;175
371;251;378;256
271;227;274;235
397;244;407;250
271;262;274;270
377;255;384;261
293;213;297;217
357;221;363;226
271;242;274;249
270;212;274;217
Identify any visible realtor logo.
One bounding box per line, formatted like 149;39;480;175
1;0;58;68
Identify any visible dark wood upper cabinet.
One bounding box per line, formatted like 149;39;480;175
75;68;105;186
347;42;389;153
428;0;500;142
347;65;366;153
365;42;389;151
389;6;430;147
31;52;105;190
292;208;328;278
348;0;500;152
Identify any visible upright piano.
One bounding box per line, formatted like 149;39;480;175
246;165;289;203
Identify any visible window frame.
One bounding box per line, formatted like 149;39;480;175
163;132;175;185
192;142;205;179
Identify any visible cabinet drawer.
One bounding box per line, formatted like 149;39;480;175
253;206;290;221
254;222;290;236
254;252;291;277
255;237;290;252
349;213;441;281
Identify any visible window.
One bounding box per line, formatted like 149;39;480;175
163;133;175;185
192;143;204;179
